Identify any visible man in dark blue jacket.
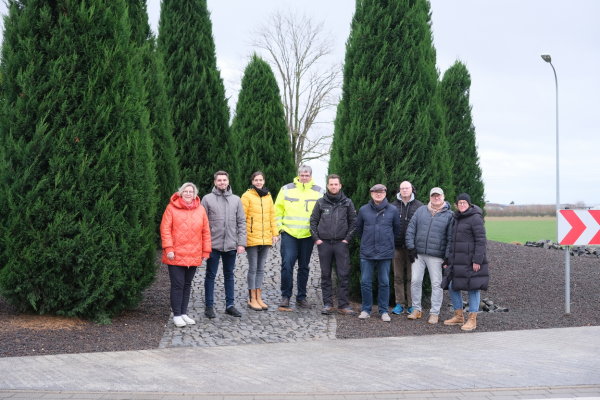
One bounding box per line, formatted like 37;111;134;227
355;184;401;322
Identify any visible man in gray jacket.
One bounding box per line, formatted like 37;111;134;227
201;171;247;319
405;187;453;324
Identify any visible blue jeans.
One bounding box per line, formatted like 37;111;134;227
360;258;391;315
448;281;481;313
205;249;237;308
280;232;313;300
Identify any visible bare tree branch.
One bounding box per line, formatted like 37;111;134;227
252;11;341;169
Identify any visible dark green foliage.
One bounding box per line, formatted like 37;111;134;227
127;0;180;233
230;54;296;197
0;0;157;322
329;0;452;300
440;61;485;207
157;0;231;195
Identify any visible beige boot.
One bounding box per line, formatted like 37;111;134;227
461;312;477;331
444;309;464;326
248;289;262;311
255;288;268;310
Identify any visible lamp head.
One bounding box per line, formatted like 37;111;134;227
541;54;552;63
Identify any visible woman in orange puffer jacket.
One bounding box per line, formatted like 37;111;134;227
241;171;279;311
160;182;211;328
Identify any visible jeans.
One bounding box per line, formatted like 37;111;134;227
168;265;197;316
410;254;443;315
392;248;412;307
246;245;270;289
448;281;481;313
280;232;314;300
360;258;391;315
317;240;351;309
205;249;237;308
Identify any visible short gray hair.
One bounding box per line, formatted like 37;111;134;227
178;182;198;197
298;165;312;175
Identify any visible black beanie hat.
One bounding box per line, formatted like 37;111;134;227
457;193;472;206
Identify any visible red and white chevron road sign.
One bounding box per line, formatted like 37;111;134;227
557;209;600;246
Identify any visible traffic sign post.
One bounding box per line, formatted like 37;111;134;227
557;209;600;314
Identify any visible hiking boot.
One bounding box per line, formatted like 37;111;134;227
391;304;404;315
278;297;292;312
407;309;422;320
407;306;415;314
321;305;333;315
296;298;311;309
204;307;216;319
181;314;196;325
338;307;355;316
461;313;478;331
358;311;370;319
226;306;242;317
428;314;439;324
381;313;391;322
173;316;186;327
444;309;464;326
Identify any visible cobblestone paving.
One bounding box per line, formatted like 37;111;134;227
159;243;337;348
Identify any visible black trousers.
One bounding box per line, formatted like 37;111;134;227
168;265;197;316
317;240;351;309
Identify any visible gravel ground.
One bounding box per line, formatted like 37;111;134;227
1;241;599;357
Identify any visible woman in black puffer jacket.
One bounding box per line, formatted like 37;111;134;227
443;193;489;331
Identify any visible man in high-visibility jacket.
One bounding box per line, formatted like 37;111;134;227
275;165;323;311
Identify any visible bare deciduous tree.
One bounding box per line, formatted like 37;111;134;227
253;11;340;169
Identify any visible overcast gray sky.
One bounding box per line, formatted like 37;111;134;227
2;1;598;206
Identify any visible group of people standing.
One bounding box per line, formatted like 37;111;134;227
160;166;488;333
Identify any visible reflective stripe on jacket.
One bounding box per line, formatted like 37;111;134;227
274;177;323;239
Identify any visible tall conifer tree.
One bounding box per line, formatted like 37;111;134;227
440;61;485;206
127;0;180;230
0;0;157;322
158;0;231;194
230;54;295;196
330;0;450;208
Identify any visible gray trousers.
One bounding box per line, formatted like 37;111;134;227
317;240;351;309
410;254;443;315
246;245;270;289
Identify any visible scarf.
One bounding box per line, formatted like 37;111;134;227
252;185;270;197
427;201;444;216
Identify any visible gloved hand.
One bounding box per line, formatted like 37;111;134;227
408;248;417;264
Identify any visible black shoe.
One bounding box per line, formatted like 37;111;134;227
204;307;216;319
297;298;311;309
226;306;242;317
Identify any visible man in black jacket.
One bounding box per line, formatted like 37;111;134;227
390;181;423;315
310;174;357;315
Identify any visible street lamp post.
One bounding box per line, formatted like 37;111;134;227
541;54;570;314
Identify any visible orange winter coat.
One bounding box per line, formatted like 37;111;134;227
241;188;277;247
160;193;211;266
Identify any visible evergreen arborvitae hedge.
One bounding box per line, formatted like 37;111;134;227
231;54;296;197
158;0;231;194
329;0;451;300
0;0;157;322
440;61;485;207
127;0;180;232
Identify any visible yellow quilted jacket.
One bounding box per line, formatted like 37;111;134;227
241;188;278;247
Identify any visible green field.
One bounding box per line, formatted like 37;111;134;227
484;216;557;244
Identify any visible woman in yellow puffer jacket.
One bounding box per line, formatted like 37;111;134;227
241;171;279;311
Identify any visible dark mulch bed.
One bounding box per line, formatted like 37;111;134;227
1;241;598;358
336;241;600;338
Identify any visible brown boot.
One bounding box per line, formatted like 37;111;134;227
461;312;477;331
256;288;268;310
444;309;464;326
248;289;262;311
407;309;422;320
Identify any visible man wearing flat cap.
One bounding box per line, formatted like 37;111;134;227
355;184;401;322
405;187;453;324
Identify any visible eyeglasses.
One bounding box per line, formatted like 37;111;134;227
182;190;194;194
457;201;469;206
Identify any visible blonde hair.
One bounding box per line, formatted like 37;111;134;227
177;182;198;197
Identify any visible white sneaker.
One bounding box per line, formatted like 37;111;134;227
173;316;186;327
381;313;391;322
358;311;370;319
181;314;196;325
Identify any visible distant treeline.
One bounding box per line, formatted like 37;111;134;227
484;203;589;217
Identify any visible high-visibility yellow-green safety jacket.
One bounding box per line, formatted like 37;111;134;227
275;177;324;239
